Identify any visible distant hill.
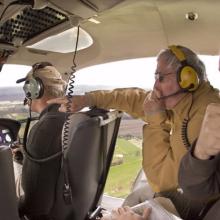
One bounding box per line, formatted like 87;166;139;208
0;85;146;138
0;87;24;101
118;116;144;138
0;85;149;102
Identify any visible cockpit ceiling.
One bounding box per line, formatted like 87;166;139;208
75;0;220;68
0;0;220;72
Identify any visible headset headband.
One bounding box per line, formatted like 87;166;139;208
168;45;186;62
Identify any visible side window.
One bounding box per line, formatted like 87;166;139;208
74;58;156;199
0;56;219;200
104;114;144;198
0;64;32;143
74;55;220;199
0;64;31;120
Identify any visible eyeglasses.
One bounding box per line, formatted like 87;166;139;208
32;62;53;72
155;72;176;82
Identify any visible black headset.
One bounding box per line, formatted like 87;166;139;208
23;62;53;99
169;45;200;92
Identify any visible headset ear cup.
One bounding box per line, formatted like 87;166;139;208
35;77;44;98
177;65;199;92
169;45;200;92
23;77;44;99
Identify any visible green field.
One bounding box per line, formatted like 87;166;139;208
104;138;142;198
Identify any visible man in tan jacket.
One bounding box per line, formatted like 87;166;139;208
48;45;220;219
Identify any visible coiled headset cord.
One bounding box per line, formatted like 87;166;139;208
181;95;194;150
61;25;80;205
62;25;80;150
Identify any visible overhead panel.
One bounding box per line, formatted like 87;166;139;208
0;6;68;47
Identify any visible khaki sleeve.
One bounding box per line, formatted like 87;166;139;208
142;112;179;192
86;88;150;121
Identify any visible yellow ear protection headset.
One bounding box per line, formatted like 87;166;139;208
23;62;53;99
169;45;200;92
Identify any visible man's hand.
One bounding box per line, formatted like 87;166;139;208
143;89;165;115
110;206;151;220
47;95;91;113
10;142;24;164
194;103;220;160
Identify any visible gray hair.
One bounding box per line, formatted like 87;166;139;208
157;45;207;81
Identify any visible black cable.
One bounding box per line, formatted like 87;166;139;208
181;95;194;149
23;143;62;163
61;25;80;205
72;25;80;70
61;73;75;150
181;118;190;149
0;1;18;22
28;98;32;118
22;120;62;163
22;97;66;163
62;25;80;150
22;98;63;163
22;98;32;156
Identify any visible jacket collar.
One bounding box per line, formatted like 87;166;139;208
39;103;60;118
171;81;214;118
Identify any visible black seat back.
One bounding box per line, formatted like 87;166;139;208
0;118;20;220
51;108;122;220
0;146;20;220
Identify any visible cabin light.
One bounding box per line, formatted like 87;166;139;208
185;12;198;21
88;18;101;24
26;27;93;53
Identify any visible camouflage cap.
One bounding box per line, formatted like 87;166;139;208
16;62;66;89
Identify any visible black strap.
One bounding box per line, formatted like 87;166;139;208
62;160;73;205
61;113;73;205
23;117;31;150
22;115;63;163
94;125;108;202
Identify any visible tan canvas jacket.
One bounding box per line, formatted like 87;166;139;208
86;82;220;192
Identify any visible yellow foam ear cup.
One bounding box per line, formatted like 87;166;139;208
178;66;199;92
169;45;200;92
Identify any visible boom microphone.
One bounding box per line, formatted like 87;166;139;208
159;83;195;99
159;90;183;99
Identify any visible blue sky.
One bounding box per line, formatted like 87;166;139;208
0;56;219;90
